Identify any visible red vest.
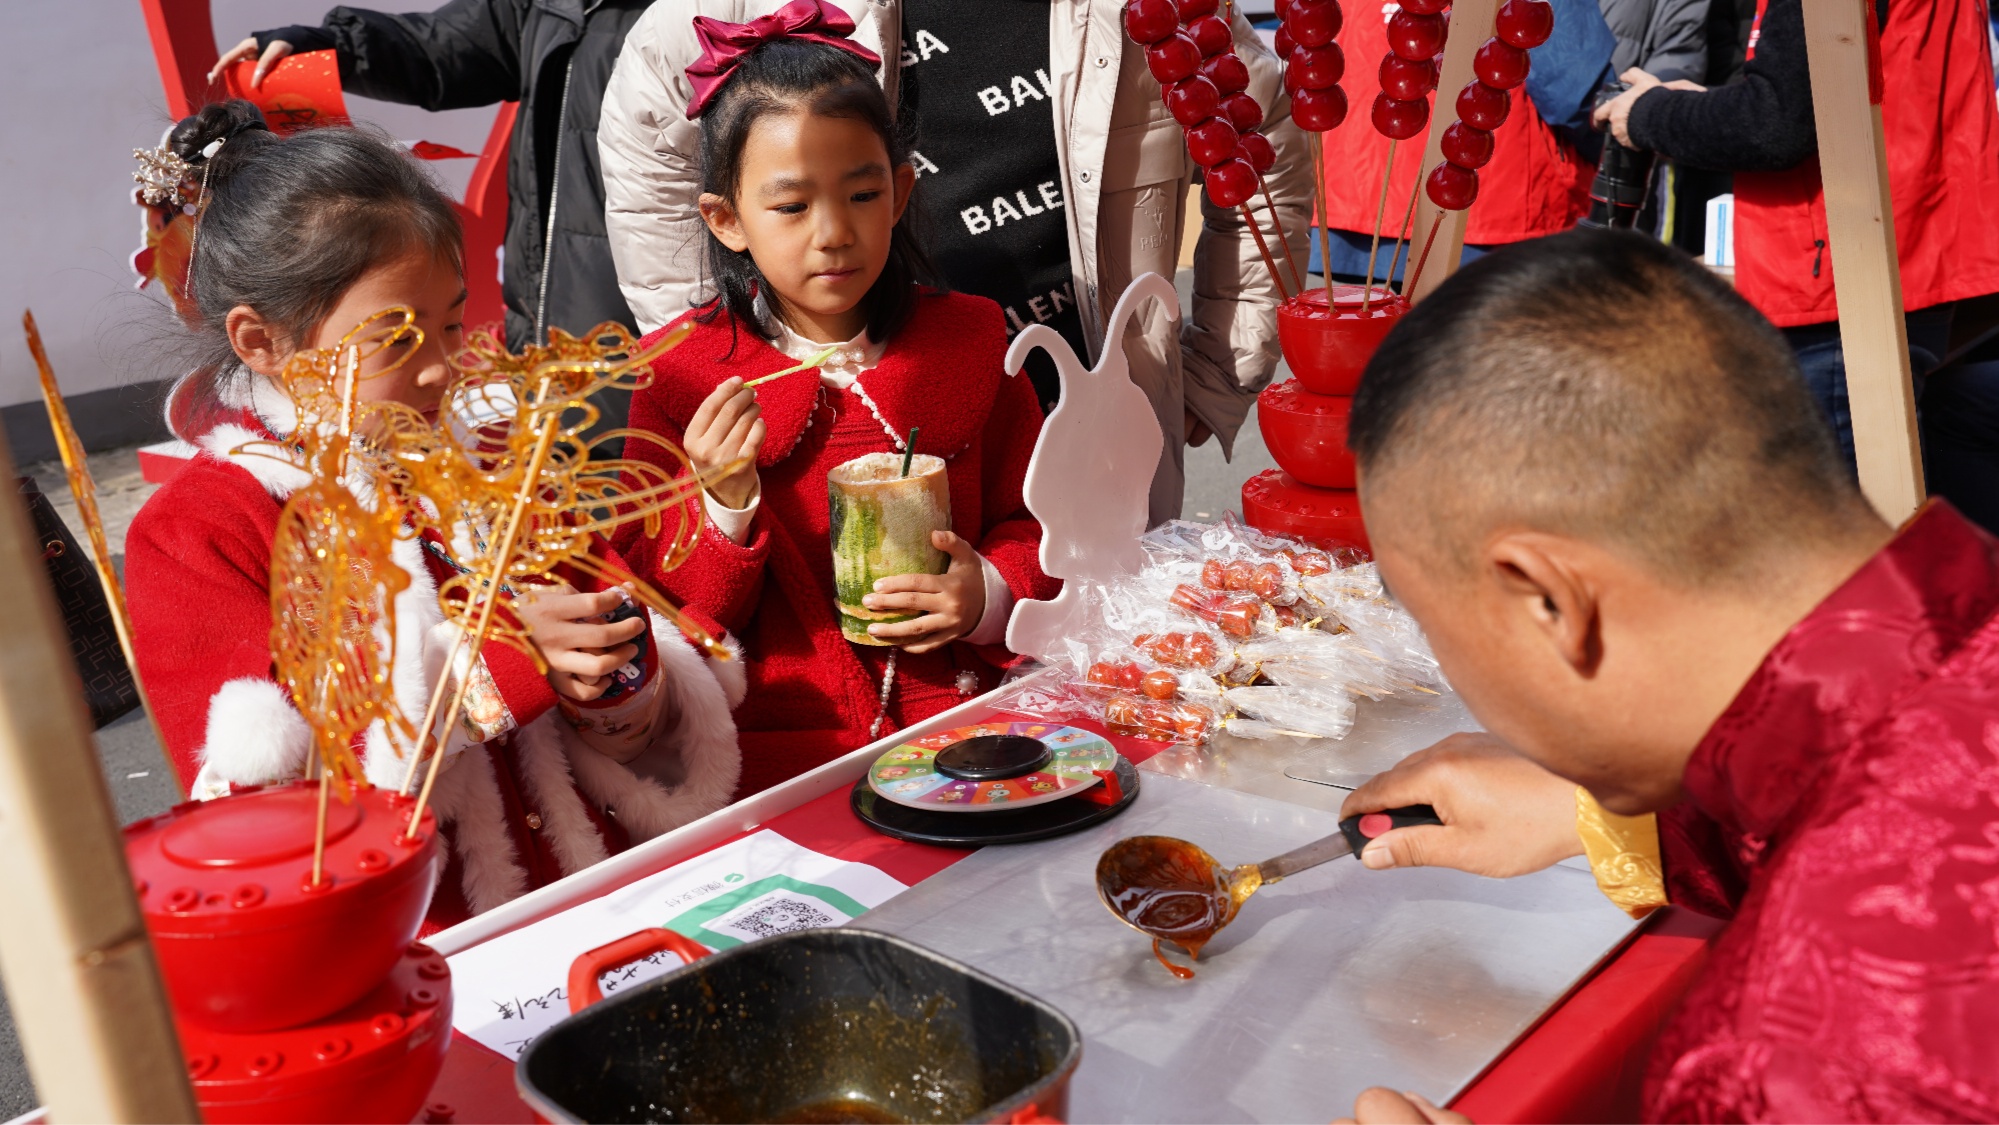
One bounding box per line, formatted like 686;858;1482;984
1733;0;1999;327
1317;1;1593;244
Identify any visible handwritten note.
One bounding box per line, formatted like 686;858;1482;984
446;830;907;1059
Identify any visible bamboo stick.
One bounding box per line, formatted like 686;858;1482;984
1363;140;1398;312
1257;182;1306;298
406;396;563;838
1386;161;1426;292
0;424;197;1121
1237;203;1290;301
23;312;181;798
1313;133;1334;308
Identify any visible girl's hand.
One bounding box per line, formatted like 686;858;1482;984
863;531;987;654
686;377;764;510
515;583;648;702
209;37;293;88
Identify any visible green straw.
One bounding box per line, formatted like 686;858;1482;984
743;345;840;388
900;426;920;477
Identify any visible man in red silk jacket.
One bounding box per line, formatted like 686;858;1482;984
1331;229;1998;1122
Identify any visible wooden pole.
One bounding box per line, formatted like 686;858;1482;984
1803;0;1924;520
0;427;197;1121
1408;0;1501;303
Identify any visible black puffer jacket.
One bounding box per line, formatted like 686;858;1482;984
259;1;652;352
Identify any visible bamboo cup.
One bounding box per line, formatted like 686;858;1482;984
828;452;950;645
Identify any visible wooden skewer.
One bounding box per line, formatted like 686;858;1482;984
743;345;839;388
407;382;563;839
1237;202;1290;301
1405;208;1449;302
311;766;331;885
1362;140;1398;313
1312;133;1335;308
1257;181;1306;298
1386;160;1427;293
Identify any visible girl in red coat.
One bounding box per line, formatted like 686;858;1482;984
124;102;743;932
619;9;1057;797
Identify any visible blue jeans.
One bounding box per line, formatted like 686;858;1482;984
1782;306;1952;476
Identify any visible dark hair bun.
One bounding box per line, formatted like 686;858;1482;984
169;100;270;165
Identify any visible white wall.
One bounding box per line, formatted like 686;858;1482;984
1;1;499;408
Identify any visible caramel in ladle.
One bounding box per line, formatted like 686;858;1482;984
1095;835;1265;979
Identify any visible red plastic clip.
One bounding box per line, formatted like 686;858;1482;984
1079;768;1124;807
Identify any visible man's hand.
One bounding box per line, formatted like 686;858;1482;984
686;377;764;511
863;531;988;653
1340;732;1583;877
209;37;293;88
1591;67;1664;148
516;584;648;702
1335;1089;1471;1124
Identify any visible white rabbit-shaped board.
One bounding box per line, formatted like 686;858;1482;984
1004;272;1178;663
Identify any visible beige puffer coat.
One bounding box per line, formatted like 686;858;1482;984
598;0;1310;523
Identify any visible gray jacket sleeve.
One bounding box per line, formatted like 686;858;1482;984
1637;0;1709;83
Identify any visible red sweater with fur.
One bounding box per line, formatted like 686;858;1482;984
620;291;1055;795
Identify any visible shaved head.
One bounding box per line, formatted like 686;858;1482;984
1349;229;1878;584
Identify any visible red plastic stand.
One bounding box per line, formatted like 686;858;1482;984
1257;380;1357;488
1275;285;1409;395
1241;469;1370;553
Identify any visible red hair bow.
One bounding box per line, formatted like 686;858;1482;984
685;0;882;118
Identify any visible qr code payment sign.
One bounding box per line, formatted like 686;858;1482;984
707;888;843;943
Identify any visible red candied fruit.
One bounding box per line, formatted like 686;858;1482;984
1399;0;1450;11
1141;669;1180;700
1250;561;1287;600
1290;85;1349;131
1186;117;1241;167
1217;598;1262;638
1200;53;1252;96
1224;559;1258;591
1285;0;1343;48
1166;76;1223;127
1472;39;1531;89
1146;33;1202;83
1284;547;1333;575
1223;92;1265;133
1171;583;1222;620
1456;79;1513;131
1378;54;1440;101
1426;160;1479;210
1123;0;1180;45
1286;42;1344;90
1494;0;1554;50
1238;133;1277;174
1205;157;1260;207
1273;603;1303;628
1148;632;1189;667
1275;24;1296;59
1387;10;1447;61
1371;92;1430;140
1185;632;1221;668
1177;0;1220;18
1440;121;1495;169
1201;559;1228;590
1186;15;1234;57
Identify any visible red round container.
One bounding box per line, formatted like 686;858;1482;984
1257;379;1355;487
126;781;441;1033
1241;469;1371;554
179;940;452;1124
1276;284;1409;396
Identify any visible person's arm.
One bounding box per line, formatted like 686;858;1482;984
599;1;723;331
253;1;525;110
1181;9;1313;453
1622;0;1813;170
125;480;293;795
618;387;775;635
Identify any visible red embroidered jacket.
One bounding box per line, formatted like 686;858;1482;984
620;291;1057;796
1646;501;1999;1120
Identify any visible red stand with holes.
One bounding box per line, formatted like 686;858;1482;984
123;781;452;1123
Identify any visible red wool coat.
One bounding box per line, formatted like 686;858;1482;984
620;291;1057;796
125;383;744;932
1646;501;1999;1121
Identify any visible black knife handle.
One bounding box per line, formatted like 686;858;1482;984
1337;804;1444;859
